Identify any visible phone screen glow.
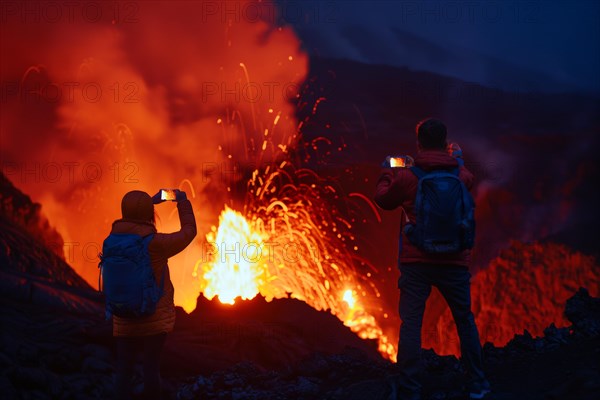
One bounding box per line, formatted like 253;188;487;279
160;189;176;201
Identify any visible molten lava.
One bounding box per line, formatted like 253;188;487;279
194;172;397;360
0;0;401;361
4;0;597;366
195;207;268;305
430;241;600;356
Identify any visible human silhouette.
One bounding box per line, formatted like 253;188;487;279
105;189;196;400
375;118;491;399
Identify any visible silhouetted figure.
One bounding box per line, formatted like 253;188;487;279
375;119;491;400
104;190;196;400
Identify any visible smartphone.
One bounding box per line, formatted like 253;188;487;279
389;155;414;168
160;189;177;201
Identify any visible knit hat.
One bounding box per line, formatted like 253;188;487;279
121;190;154;222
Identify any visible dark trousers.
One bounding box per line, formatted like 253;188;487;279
397;263;487;399
115;333;167;400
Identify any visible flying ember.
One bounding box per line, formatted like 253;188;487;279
192;155;397;361
1;0;398;361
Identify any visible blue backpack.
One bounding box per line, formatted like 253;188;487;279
404;163;475;254
98;233;165;319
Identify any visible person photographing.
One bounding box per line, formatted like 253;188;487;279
99;189;197;399
375;118;490;399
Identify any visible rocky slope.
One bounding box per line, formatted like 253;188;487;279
177;288;600;400
1;172;600;399
293;56;600;358
0;172;66;261
1;53;599;400
433;240;600;355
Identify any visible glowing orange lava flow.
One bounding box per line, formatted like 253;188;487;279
194;207;269;305
193;161;397;361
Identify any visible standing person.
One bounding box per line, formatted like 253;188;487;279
374;118;491;400
104;189;197;400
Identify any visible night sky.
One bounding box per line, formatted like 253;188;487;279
279;0;600;95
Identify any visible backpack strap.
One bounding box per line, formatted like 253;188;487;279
451;157;464;176
142;233;155;246
413;165;463;177
409;166;427;179
141;233;166;290
412;160;463;177
397;207;411;267
97;251;106;293
98;258;103;293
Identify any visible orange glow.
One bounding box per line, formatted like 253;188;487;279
1;1;308;313
194;207;397;360
389;157;406;168
343;289;356;308
430;241;600;356
191;155;397;360
2;0;391;361
194;207;268;305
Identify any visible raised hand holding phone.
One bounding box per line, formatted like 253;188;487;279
447;142;463;158
382;155;414;168
152;189;187;204
174;189;187;202
160;189;177;201
151;191;165;204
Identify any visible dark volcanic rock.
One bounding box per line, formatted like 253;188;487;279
565;287;600;337
175;285;600;400
2;109;600;399
297;57;600;362
0;172;93;296
0;174;112;399
0;171;66;261
164;293;383;377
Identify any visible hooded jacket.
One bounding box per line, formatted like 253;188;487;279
374;150;474;267
110;198;197;337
